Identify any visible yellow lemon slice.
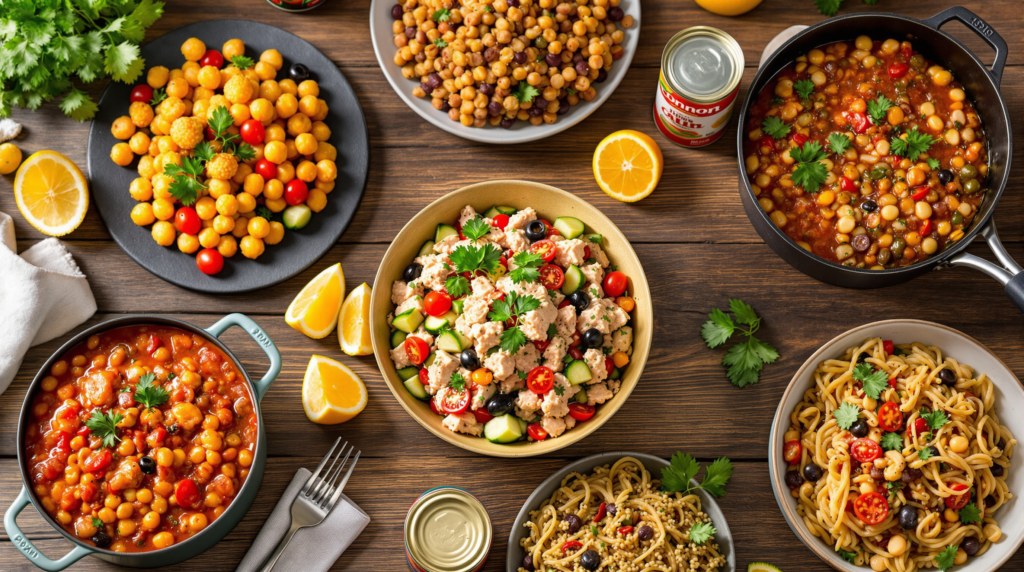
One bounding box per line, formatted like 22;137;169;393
285;263;345;339
14;151;89;236
302;355;367;425
747;563;783;572
593;130;663;203
338;283;373;356
694;0;763;17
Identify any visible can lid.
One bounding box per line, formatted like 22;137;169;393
405;488;491;572
663;27;744;101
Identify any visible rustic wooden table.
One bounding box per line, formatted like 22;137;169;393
1;0;1022;570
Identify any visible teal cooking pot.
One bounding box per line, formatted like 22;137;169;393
5;313;281;570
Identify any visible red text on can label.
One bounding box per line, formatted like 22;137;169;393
654;70;739;148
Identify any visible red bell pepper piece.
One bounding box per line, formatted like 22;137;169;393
910;186;929;201
561;540;583;555
83;448;113;473
593;502;607;522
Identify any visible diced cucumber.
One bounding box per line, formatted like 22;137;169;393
390;330;408;348
518;417;528;434
574;388;588;404
495;205;517;215
452;298;465;314
561;264;585;295
397;366;420;381
565;360;592;385
283;204;312;230
484;414;523;443
454;329;473;350
391;309;424;334
553;216;585;239
403;377;429;400
483;206;501;219
424;352;437;368
424;311;457;334
435;224;459;243
418;240;436;257
585;233;603;245
436;331;462;353
610;368;621;380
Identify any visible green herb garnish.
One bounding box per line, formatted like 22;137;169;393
934;545;958;571
444;275;471;299
828;132;851;155
461;216;492;242
790;141;829;193
660;452;733;498
881;431;904;451
794;79;815;100
867;94;893;124
853;362;888;400
688;521;716;545
85;410;123;448
761;116;790;140
133;373;169;411
488;291;542;354
700;299;779;388
447;243;503;275
959;503;982;524
512;82;539;104
833;402;861;430
891;126;936;161
229;55;254;70
921;409;950;431
509;251;545;284
431;8;451;21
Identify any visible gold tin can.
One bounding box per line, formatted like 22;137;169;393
405;486;492;572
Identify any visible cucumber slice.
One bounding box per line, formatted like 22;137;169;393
574;388;588;404
397;366;420;381
495;205;517;215
390;330;408;348
518;417;528;434
553;216;585;239
565;360;592;385
585;233;603;245
424;311;457;334
610;368;621;380
391;309;424;334
483;206;501;219
454;329;473;350
435;224;459;243
452;298;465;314
283;204;312;230
418;240;435;257
484;414;523;443
561;264;585;295
424;352;437;368
436;331;462;353
403;377;429;400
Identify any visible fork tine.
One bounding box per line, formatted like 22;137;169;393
306;441;346;500
302;438;341;495
324;450;359;512
314;444;352;506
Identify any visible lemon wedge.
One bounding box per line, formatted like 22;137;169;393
593;130;663;203
285;263;345;339
747;563;783;572
302;355;367;425
338;283;373;356
14;150;89;236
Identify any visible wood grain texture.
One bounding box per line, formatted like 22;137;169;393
0;0;1022;570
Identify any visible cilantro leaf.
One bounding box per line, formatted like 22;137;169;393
790;140;826;163
512;82;539;104
448;243;503;275
208;105;234;137
700;457;734;498
688;522;716;545
134;373;169;410
234;143;257;163
105;42;144;83
444;275;471;299
867;94;893;124
814;0;844;16
790;141;830;193
761;116;790;140
916;447;934;462
61;88;100;122
432;8;451;21
448;371;466;391
149;87;167;106
701;308;735;348
853;362;889;399
828;132;851;155
509;251;545;284
728;299;759;326
921;409;950;431
85;409;123;448
881;431;904;452
660;452;700;493
702;299;778;387
833;402;861;430
499;327;528;355
92;516;103;530
837;549;858;564
432;38;448;49
935;545;958;571
891;126;936;161
928;158;941;170
552;383;564;396
230;55;254;70
193;141;215;163
461;216;492;241
794;79;815;100
959;503;982;525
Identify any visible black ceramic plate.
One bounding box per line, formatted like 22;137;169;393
87;19;368;293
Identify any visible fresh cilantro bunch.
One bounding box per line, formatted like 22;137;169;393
814;0;881;17
487;291;541;354
701;299;779;388
853;362;888;399
0;0;165;121
790;141;829;193
660;452;733;499
508;251;544;284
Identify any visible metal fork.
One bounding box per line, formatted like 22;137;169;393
256;438;360;572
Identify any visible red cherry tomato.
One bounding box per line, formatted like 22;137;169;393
840;177;858;192
792;133;809;146
888;62;909;79
913;417;928;436
603;271;628;297
539;219;560;238
527;422;548;441
200;49;224;69
175;479;202;508
605;358;614;376
255;159;277;180
473;408;494;424
491;214;510;230
568;402;595;421
883;340;895;355
423;291;453;317
130;84;154;104
285;179;309;206
196;248;224;275
945;483;971;509
759;135;776;148
878;402;904;432
404;336;429;365
900;43;913;59
850;438;883;463
583;245;591;260
910;186;930;201
569;332;582;347
918;219;933;236
429;395;442;415
539;264;565;289
568;346;583;361
854;492;889;525
533;339;551;352
783;440;802;464
527;366;554;394
146;333;162;354
530;239;557;262
174;206;201;235
558;299;572;309
438;384;470;415
418;368;430;385
848;111;869;134
240;119;266;145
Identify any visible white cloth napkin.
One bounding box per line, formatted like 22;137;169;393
0;211;96;394
760;25;809;68
236;468;370;572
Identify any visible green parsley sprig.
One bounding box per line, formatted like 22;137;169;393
512;82;539;104
814;0;882;17
431;8;451;21
761;116;790;140
790;141;829;193
853;362;888;399
85;409;124;448
700;299;779;388
881;431;903;451
133;373;169;410
921;409;950;431
866;94;893;124
448;371;466;391
793;79;815;101
508;251;544;284
448;243;503;275
163;157;206;206
827;132;852;155
487;291;542;354
660;452;733;499
833;402;861;430
934;545;958;571
461;216;492;241
837;549;858;564
444;275;471;298
207;106;256;160
687;521;716;545
891;126;936;161
229;55;254;70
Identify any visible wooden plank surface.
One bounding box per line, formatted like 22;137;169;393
0;0;1022;570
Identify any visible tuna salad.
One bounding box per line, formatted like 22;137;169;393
387;204;637;444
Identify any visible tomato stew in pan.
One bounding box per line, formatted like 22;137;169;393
24;325;258;552
743;36;988;268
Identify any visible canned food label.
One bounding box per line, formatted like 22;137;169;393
654;71;738;147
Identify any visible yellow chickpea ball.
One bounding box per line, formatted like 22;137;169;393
247;216;270;239
297;80;319;98
276;161;295;184
207;178;232;199
287;114;311;137
151;174;174;200
169;68;185;81
166;77;190;100
157;99;187;123
193;86;216;102
169;117;204;150
196;65;220;90
229;103;251;126
217;235;238;257
264;124;286;143
312;99;329;121
223;74;255;105
278;78;298;96
215;194;239;217
111;116;136;140
206;153;239;180
219;65;239;86
129;178;153;201
131;202;156;226
129;102;155;128
236;192;256;213
152;198;175;221
128;132;151;155
306;189;327;213
222;39;245;60
150;115;170;136
110;143;134;166
259;80;283;103
315;179;335;194
316;160;337;183
194;196;217;220
156;151;182;175
248;98;275;124
213;214;235;235
263;141;288;164
157;136;179;155
284;139;300;161
310;121;331;142
263;179;284;200
253;61;277;82
314;141;337;162
265;197;287;213
152;221;176;246
264;221;285;245
137;155;157;179
296;160;318;183
177;232;200;254
232;218;250;238
147;66;170;88
181;38;206;61
294;133;318;156
259;49;283;70
198;227;222;249
297;95;319;118
192;99;211;124
240;235;265;259
243;173;265;195
275;93;298;119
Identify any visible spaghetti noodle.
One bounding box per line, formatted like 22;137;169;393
518;457;726;572
783;338;1015;570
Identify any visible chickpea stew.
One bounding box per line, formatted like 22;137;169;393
24;325;258;552
744;36;988;269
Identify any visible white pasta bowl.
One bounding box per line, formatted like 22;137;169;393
769;320;1024;571
507;452;735;572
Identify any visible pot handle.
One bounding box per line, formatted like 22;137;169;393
4;486;94;571
947;222;1024;313
922;6;1007;86
205;313;282;402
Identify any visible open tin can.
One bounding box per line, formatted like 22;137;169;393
404;486;491;572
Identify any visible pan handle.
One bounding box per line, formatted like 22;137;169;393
205;313;282;402
948;222;1024;312
922;6;1007;86
4;486;94;571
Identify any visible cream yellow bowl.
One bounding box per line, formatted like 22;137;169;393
370;180;652;457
